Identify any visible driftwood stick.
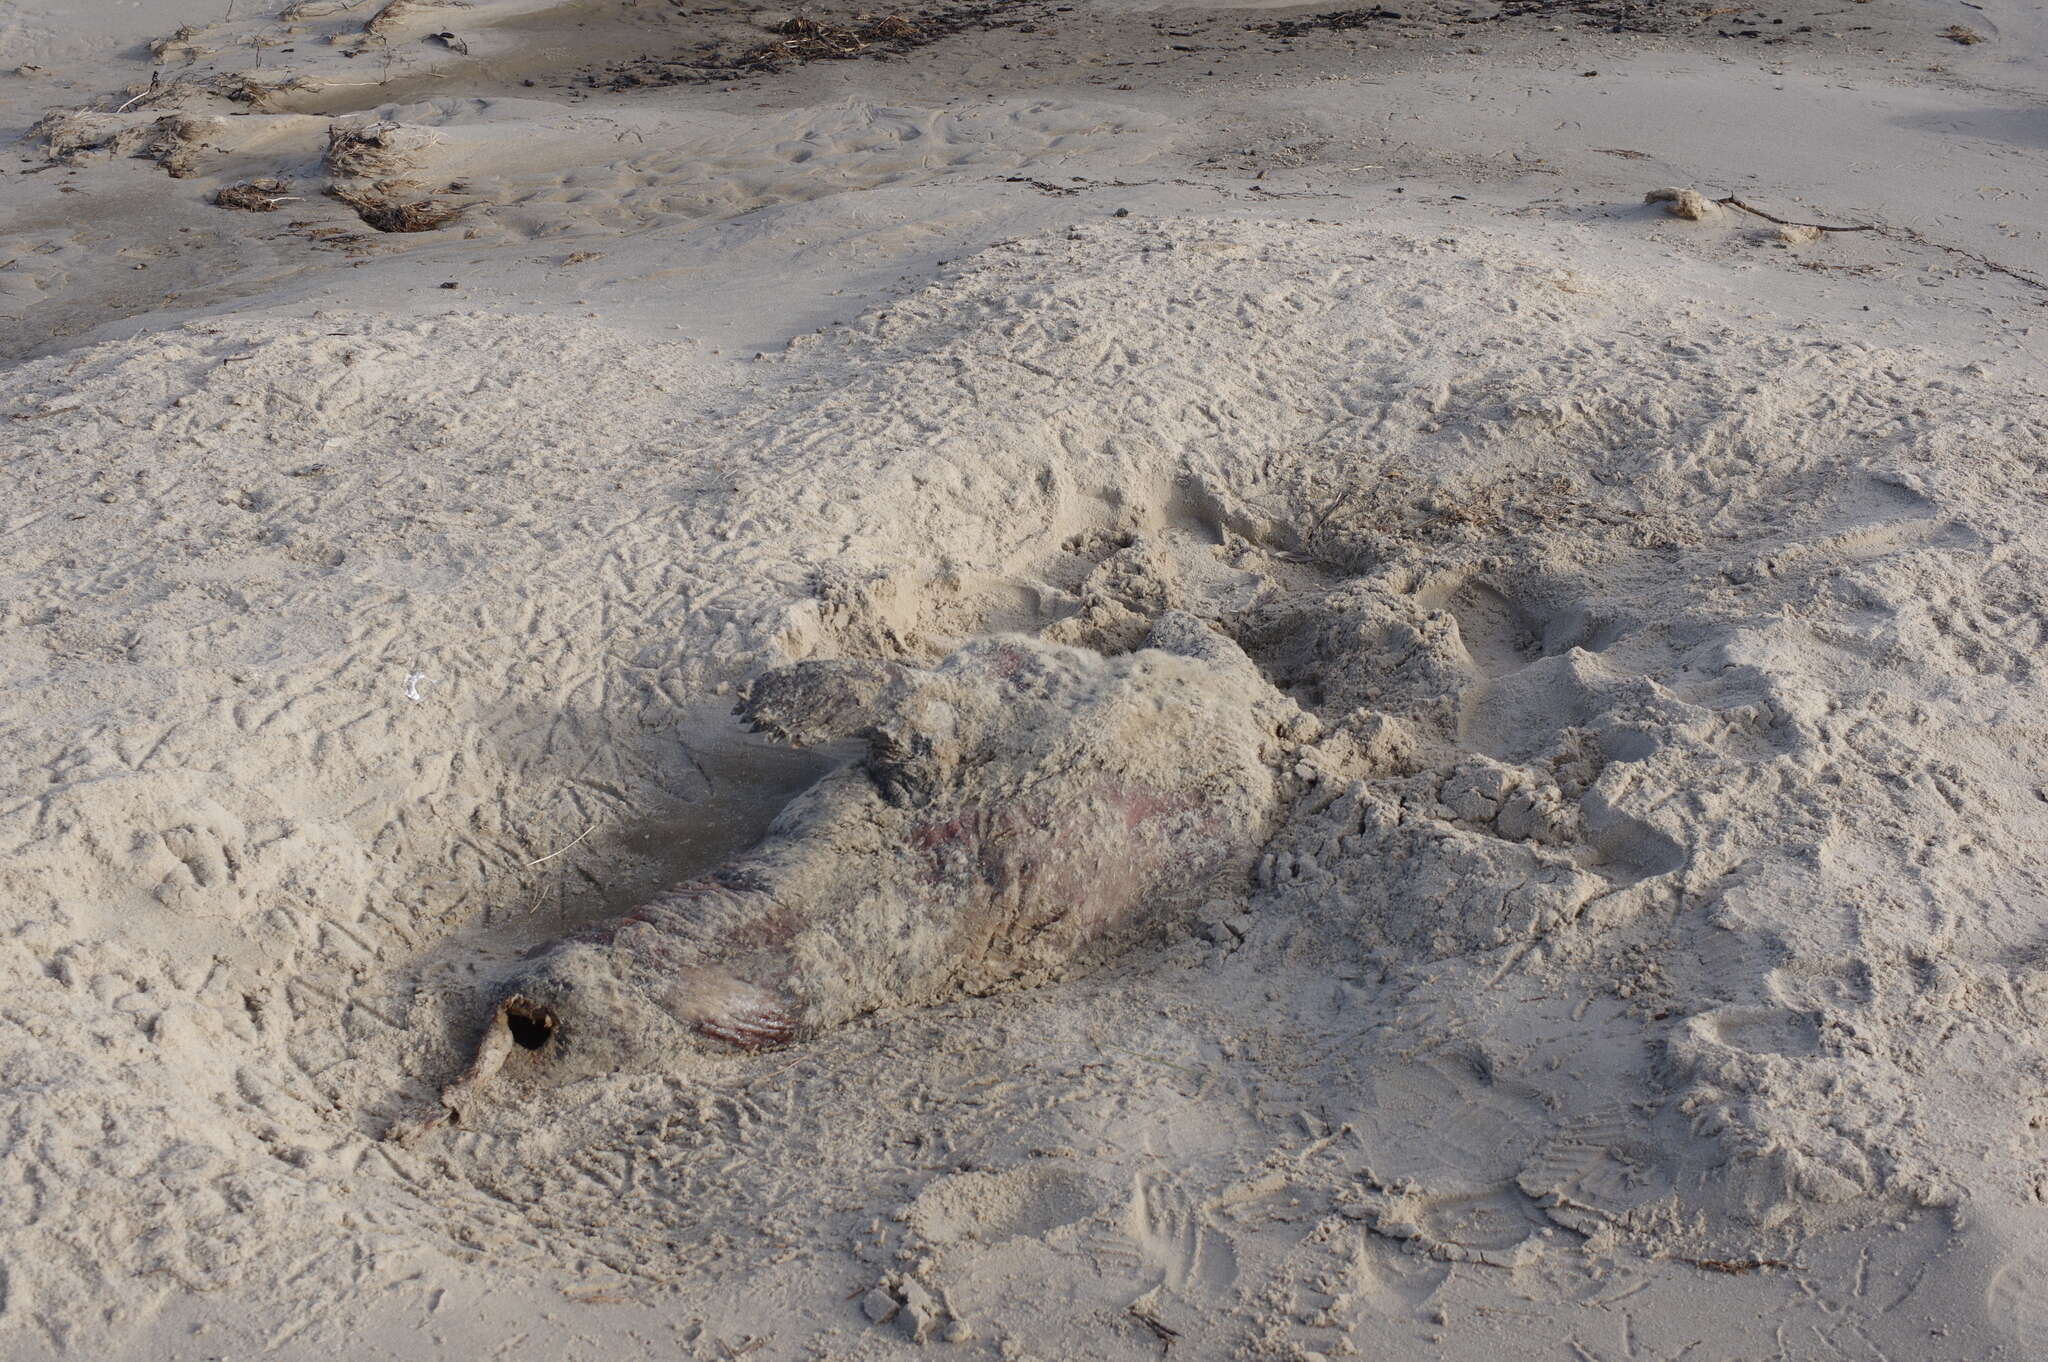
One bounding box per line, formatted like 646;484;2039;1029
1716;195;2048;291
1713;196;1876;232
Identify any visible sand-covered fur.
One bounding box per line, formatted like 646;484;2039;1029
441;622;1292;1103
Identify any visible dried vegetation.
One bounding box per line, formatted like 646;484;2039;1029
215;179;295;212
326;183;466;233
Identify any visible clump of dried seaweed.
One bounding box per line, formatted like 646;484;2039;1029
26;109;128;161
326;182;465;233
215;74;316;109
362;0;471;40
148;24;206;62
25;107;223;176
1251;7;1400;37
739;12;923;68
324;120;439;178
365;0;421;37
601;2;1006;87
107;72;312;115
138;113;225;177
215;178;295;212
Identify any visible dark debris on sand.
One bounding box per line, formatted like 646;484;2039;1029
214;178;293;212
598;1;1040;88
1255;0;1768;40
325;185;466;233
583;0;1900;91
1251;8;1405;38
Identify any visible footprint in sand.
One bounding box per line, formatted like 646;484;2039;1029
1986;1251;2048;1351
1071;1171;1239;1305
1516;1108;1679;1232
904;1164;1104;1249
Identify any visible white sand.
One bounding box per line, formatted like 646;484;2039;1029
3;0;2047;1357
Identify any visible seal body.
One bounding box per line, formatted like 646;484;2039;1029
484;614;1291;1079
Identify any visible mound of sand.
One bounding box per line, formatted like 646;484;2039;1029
4;212;2046;1355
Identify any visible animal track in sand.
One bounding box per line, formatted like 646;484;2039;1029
1322;1051;1560;1264
1339;1237;1452;1316
1405;1186;1553;1258
1349;1051;1546;1195
1986;1250;2048;1350
905;1164;1105;1247
1517;1108;1679;1232
1720;475;1982;589
1124;1173;1241;1297
1067;1172;1241;1306
1686;1005;1824;1059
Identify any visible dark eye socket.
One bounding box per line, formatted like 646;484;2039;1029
505;1001;557;1051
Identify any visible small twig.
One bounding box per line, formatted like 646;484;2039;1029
1882;223;2048;293
1717;195;2048;292
1094;1037;1202;1079
1130;1307;1179;1353
304;76;424;89
139;1266;225;1293
1664;1254;1799;1275
1245;184;1345;200
525;821;596;867
1713;196;1876;233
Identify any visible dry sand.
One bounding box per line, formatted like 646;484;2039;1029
2;0;2047;1357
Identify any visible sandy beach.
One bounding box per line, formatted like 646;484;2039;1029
2;0;2046;1356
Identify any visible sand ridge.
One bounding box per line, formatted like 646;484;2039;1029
5;211;2047;1356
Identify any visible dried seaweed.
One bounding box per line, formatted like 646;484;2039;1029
326;183;465;233
364;0;420;37
26;107;222;176
737;14;912;68
215;179;294;212
109;72;311;115
137;114;220;178
1251;8;1402;37
601;1;1015;87
148;24;205;62
324;120;438;178
215;74;315;109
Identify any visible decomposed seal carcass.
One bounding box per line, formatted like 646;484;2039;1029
398;614;1295;1135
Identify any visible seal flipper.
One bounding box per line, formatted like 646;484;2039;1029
738;659;916;748
741;658;953;807
662;966;799;1050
